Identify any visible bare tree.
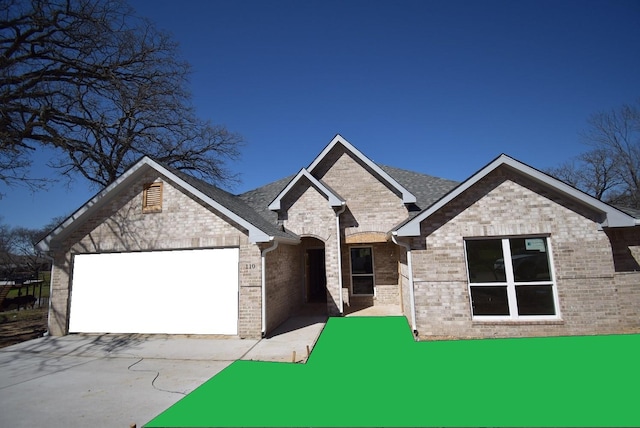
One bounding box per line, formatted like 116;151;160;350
547;100;640;209
1;0;242;189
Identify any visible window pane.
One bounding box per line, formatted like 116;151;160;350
516;285;556;315
352;276;374;295
350;248;373;274
466;240;505;283
509;238;551;282
470;286;510;315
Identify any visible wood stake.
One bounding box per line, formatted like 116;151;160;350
306;345;310;358
292;351;296;363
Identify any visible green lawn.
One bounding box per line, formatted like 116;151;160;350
146;317;640;427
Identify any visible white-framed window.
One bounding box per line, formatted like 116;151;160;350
350;246;374;295
464;236;560;320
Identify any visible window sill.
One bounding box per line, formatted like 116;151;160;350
472;319;564;326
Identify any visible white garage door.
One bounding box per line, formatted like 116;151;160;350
69;248;239;335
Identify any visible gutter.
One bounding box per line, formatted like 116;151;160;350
335;203;347;315
391;232;418;337
261;238;279;338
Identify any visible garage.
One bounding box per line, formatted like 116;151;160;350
69;248;239;335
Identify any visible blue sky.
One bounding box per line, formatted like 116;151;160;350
1;0;639;229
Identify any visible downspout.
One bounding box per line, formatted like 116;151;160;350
261;239;279;338
40;252;55;337
335;203;347;315
392;233;418;336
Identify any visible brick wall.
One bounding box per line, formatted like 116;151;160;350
280;183;341;314
411;167;640;339
264;242;302;332
48;170;262;338
314;146;406;308
314;147;408;236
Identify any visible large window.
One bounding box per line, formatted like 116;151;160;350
350;247;374;295
465;237;559;320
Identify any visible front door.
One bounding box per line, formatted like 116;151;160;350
306;249;327;302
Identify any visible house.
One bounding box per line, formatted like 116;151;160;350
36;135;640;340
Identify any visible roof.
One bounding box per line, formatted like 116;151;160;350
38;138;634;253
36;157;299;251
268;169;345;211
238;161;459;226
168;168;298;241
378;165;459;215
394;154;639;237
308;134;418;204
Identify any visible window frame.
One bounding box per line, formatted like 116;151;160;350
350;246;375;296
464;236;561;321
142;181;163;213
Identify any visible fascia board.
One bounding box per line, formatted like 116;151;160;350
308;134;417;204
395;154;636;237
36;157;152;252
498;156;636;227
268;168;344;211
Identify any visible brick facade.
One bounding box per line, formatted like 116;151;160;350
264;242;302;332
48;171;262;337
275;149;408;314
406;167;640;340
43;139;639;342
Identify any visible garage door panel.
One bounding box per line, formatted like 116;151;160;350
69;248;239;335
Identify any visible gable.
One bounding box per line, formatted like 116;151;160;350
268;169;344;211
395;154;638;237
308;135;416;204
61;170;253;253
281;184;337;238
37;157;297;252
420;167;607;239
315;146;410;234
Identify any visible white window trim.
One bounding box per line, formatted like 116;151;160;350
350;246;376;296
465;236;561;321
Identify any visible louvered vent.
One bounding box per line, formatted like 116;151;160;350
143;182;163;213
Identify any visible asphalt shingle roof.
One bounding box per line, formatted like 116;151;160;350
167;155;462;240
378;165;460;214
237;164;460;228
170;169;296;240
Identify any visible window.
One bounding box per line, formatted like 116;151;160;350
465;237;558;320
142;182;163;213
350;247;374;295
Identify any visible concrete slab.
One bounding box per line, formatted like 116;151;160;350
242;315;327;363
0;315;326;428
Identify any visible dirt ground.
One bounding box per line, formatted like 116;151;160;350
0;307;48;349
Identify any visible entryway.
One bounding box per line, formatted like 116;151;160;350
305;248;327;303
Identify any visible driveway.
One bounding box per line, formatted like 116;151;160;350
0;315;326;428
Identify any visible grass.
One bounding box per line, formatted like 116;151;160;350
5;272;50;299
146;317;640;427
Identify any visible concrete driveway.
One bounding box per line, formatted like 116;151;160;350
0;315;326;428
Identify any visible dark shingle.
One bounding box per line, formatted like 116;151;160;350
238;175;295;225
379;165;460;213
169;169;296;240
238;164;459;225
